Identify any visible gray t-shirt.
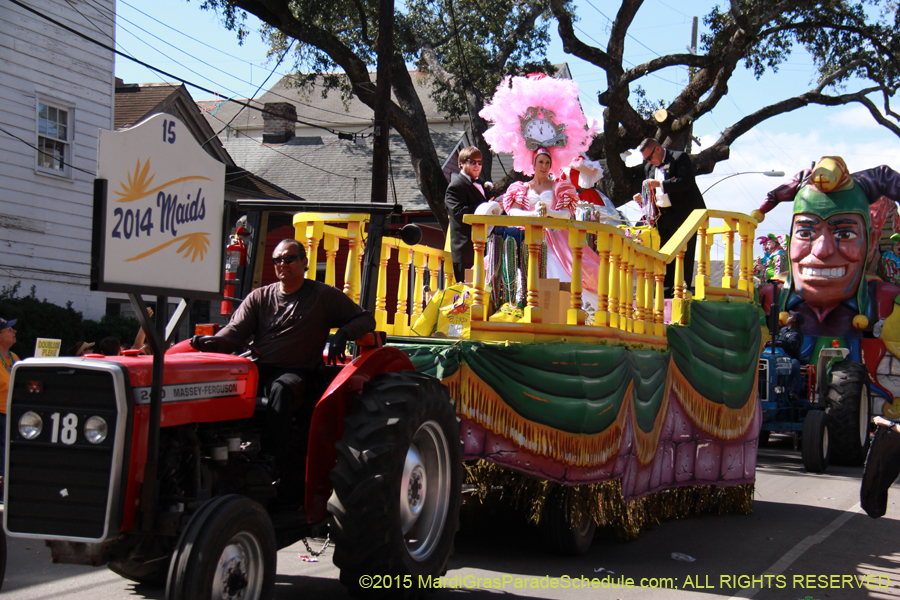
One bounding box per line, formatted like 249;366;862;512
217;280;375;370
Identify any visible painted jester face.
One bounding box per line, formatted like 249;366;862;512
790;212;867;309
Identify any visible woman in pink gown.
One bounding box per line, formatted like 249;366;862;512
501;149;602;309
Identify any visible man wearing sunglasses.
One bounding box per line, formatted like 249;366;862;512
212;238;375;460
445;146;495;283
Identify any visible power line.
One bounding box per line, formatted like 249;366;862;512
115;0;376;123
573;24;681;87
204;40;296;148
0;124;97;176
582;0;662;59
6;0;361;139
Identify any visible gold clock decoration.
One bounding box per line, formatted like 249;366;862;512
519;107;568;151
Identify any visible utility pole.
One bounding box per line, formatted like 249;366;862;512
371;0;393;207
685;16;698;154
360;0;394;312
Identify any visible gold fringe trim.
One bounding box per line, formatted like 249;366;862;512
465;460;754;541
668;362;758;440
452;366;630;467
630;370;672;466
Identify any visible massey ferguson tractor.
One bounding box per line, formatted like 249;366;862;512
3;201;461;599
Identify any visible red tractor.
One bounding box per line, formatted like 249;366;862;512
4;202;462;599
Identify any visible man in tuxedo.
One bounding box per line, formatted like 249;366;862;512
445;146;494;283
632;138;706;295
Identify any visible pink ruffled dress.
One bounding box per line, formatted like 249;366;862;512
502;180;602;296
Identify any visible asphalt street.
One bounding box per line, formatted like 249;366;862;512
2;433;898;599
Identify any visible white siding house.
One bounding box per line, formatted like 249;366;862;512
0;0;115;320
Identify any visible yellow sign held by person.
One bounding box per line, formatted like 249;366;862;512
34;338;61;357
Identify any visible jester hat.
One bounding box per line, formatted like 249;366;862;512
756;233;785;248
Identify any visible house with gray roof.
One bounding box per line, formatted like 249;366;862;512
194;69;557;216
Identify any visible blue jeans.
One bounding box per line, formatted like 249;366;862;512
789;359;802;398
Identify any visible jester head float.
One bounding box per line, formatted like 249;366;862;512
757;157;900;334
784;157;875;320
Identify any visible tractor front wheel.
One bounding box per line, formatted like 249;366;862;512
165;494;276;600
801;409;830;473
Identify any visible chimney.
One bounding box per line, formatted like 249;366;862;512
262;102;296;144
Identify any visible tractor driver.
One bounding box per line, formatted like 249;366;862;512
202;238;376;459
775;312;805;400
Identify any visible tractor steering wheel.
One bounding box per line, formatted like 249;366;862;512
190;335;261;361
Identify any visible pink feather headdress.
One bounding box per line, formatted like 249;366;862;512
479;74;597;178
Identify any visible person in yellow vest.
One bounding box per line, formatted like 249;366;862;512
0;317;19;498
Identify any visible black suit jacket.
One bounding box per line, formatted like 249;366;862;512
445;173;494;266
637;150;706;232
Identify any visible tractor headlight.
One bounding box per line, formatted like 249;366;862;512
84;416;108;444
18;411;43;440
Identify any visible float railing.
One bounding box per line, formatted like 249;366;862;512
292;213;452;336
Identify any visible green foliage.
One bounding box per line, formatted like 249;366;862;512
702;0;897;88
0;282;141;358
632;86;666;121
401;0;553;119
82;315;143;351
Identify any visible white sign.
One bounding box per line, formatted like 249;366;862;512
34;338;61;357
94;114;225;296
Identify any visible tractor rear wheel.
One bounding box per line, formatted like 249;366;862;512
328;371;462;598
825;361;870;465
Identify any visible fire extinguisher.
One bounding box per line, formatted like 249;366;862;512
222;226;247;315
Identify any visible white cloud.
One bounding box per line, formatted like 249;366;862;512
826;105;888;130
698;127;900;259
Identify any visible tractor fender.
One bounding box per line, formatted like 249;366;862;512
304;346;417;521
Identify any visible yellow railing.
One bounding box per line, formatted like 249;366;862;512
292;213;452;336
292;209;758;343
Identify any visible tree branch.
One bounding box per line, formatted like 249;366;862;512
549;0;617;72
492;1;549;70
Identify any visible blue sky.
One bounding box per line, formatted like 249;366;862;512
112;0;900;257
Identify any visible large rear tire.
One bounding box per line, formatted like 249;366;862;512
328;371;463;598
801;409;830;473
165;495;276;600
825;361;870;465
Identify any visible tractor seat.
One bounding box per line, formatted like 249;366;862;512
254;363;345;410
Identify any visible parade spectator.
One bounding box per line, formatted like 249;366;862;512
0;317;19;493
97;336;122;356
65;341;95;357
131;306;153;354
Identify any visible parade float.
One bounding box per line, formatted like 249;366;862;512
755;157;900;472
